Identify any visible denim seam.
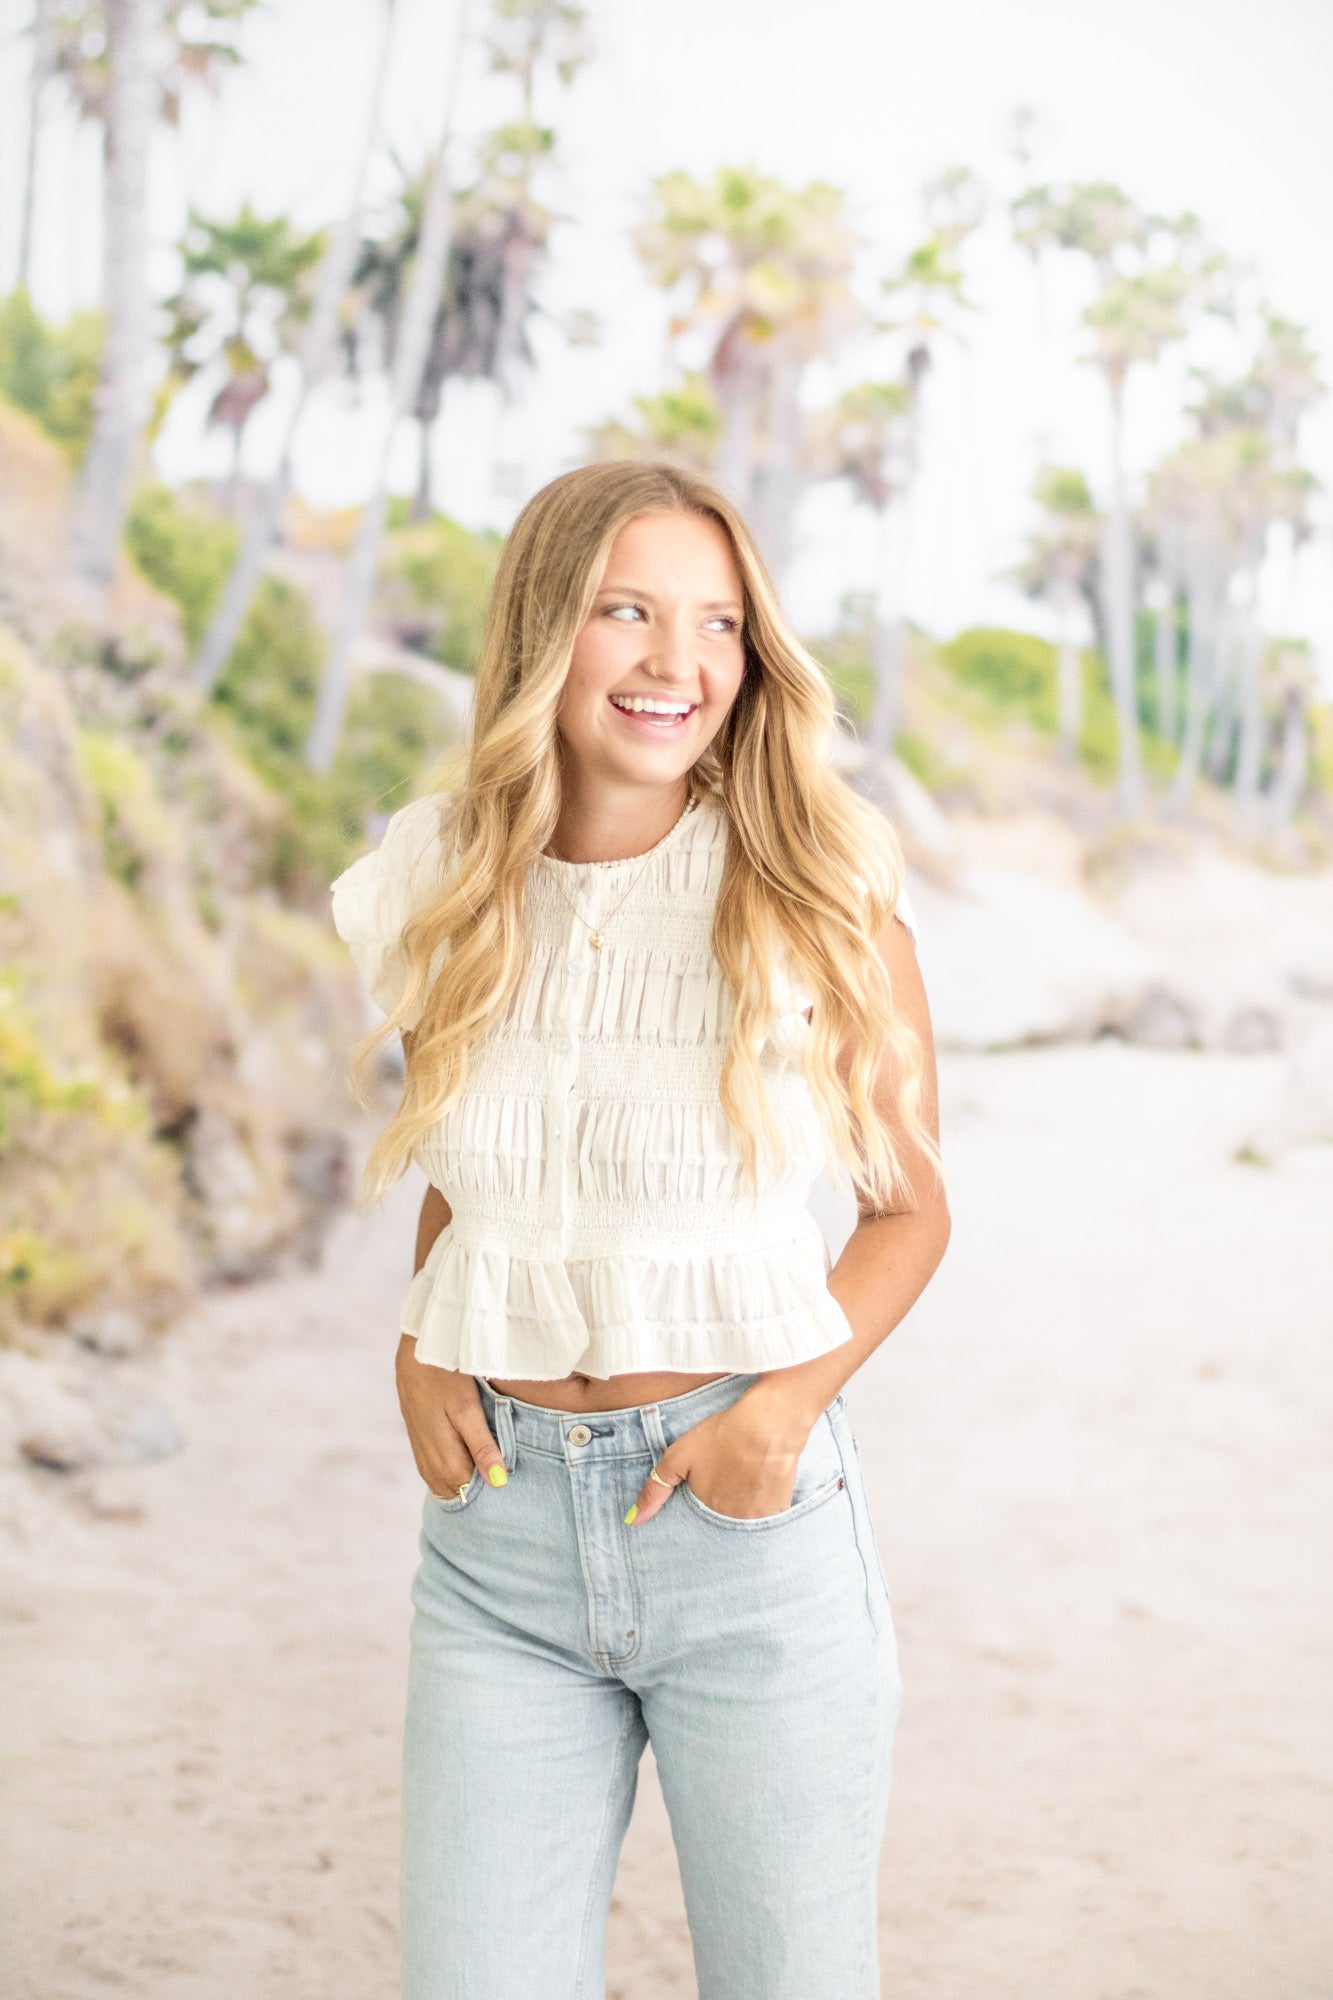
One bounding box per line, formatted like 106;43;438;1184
828;1413;878;1636
854;1663;889;1991
574;1698;640;1997
676;1465;845;1531
497;1439;654;1463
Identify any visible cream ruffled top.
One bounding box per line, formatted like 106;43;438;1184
329;790;919;1381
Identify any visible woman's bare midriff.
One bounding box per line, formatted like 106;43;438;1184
485;1368;735;1412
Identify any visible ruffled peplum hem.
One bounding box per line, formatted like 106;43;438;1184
399;1221;857;1380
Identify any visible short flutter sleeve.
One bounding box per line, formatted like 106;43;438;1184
329;792;453;1027
851;870;920;948
893;881;920;946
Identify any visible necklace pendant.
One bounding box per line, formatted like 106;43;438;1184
588;931;603;950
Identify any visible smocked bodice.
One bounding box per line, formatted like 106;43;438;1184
329;789;918;1380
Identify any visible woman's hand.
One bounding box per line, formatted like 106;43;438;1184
623;1388;816;1525
395;1335;509;1497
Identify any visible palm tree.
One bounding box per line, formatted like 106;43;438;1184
70;0;157;590
191;0;401;695
480;0;589;499
634;165;864;581
1147;432;1233;811
1263;646;1316;833
1014;466;1102;766
46;0;257;125
345;1;587;520
162;202;325;511
347;137;556;522
305;0;472;774
859;169;985;751
57;0;261;587
1012;183;1231;819
1141;514;1184;752
1191;322;1323;824
1150;390;1314;818
805;377;914;751
584;370;721;473
16;0;56;292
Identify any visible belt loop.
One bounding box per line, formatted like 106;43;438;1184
640;1405;667;1460
495;1396;515;1469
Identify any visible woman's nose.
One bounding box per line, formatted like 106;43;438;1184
645;618;697;684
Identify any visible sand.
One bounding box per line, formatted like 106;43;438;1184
2;1042;1330;1999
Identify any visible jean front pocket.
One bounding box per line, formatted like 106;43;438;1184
677;1406;848;1532
425;1463;484;1512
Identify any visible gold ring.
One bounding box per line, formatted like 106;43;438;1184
649;1467;673;1488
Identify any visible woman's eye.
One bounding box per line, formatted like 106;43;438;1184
707;615;739;633
606;604;644;621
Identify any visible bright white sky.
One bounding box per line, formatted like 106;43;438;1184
4;0;1332;685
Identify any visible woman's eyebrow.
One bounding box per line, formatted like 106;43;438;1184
594;583;743;611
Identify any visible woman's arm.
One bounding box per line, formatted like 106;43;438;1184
745;909;951;1440
414;1182;453;1277
400;1028;454;1278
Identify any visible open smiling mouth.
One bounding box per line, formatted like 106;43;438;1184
608;695;699;731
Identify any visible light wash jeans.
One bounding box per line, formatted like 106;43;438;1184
401;1369;903;2000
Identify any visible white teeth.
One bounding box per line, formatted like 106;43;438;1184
610;696;695;716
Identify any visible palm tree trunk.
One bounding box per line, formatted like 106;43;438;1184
1231;594;1266;823
1263;682;1308;832
1167;555;1223;811
17;0;54;291
190;0;400;695
225;418;245;515
1055;576;1082;767
709;324;760;511
1153;588;1178;748
306;0;470;774
865;499;904;755
749;334;804;583
1203;610;1238;784
412;414;434;521
71;0;158;591
1099;373;1143;818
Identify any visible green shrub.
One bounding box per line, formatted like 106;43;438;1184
0;287;102;463
805;632;874;727
896;729;966;793
211;574;325;767
0;1227;92;1325
123;481;469;889
0;990;102;1144
937;625;1138;782
1308;700;1333;797
380;512;502;674
73;729;181;890
124;481;239;645
937;626;1058;722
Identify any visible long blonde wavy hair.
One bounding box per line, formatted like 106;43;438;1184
345;459;944;1218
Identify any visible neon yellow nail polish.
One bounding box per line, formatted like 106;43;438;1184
623;1504;637;1524
488;1465;508;1487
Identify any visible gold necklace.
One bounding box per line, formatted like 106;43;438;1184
540;796;697;950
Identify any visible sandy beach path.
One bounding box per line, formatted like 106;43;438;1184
2;1043;1329;1999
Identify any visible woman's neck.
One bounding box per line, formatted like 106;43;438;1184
543;780;692;865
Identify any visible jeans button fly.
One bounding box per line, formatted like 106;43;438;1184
568;1423;592;1446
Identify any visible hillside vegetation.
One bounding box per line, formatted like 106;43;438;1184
0;401;455;1361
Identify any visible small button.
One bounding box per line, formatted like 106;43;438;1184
568;1423;592;1446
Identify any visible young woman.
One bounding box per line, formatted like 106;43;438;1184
330;460;950;2000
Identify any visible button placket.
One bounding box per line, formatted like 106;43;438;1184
545;1002;580;1238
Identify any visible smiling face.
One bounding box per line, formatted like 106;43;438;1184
555;509;747;793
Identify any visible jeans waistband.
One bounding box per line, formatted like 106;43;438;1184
476;1372;765;1461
